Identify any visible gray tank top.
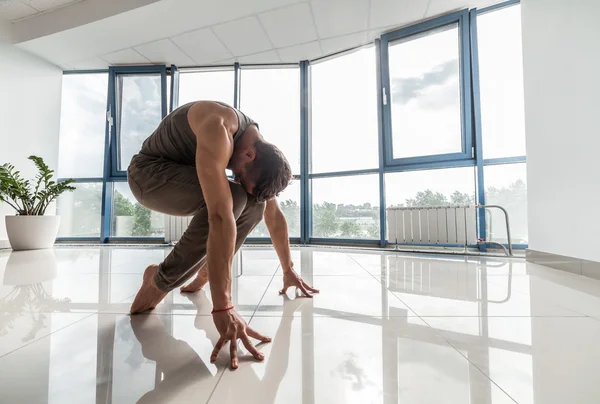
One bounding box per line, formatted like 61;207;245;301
138;101;258;166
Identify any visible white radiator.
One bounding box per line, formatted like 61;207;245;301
386;206;477;246
164;216;193;243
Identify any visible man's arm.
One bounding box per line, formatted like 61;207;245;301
194;116;236;310
194;115;270;369
264;198;318;297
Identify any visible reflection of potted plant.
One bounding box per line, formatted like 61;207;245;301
0;156;75;250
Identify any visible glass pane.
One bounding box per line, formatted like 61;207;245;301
478;5;526;158
388;25;462;159
112;182;165;237
385;167;475;239
58;74;108;178
311;48;379;173
312;175;380;239
57;182;102;237
484;163;528;244
118;74;163;170
179;69;234;106
249;180;300;238
239;68;300;174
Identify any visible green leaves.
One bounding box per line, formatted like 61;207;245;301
0;156;76;216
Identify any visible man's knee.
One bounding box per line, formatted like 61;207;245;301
229;182;249;219
246;200;266;225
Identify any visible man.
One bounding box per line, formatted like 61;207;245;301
127;101;318;369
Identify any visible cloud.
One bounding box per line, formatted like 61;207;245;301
391;60;459;107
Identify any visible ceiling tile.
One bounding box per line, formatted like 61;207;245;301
320;32;368;56
171;28;232;65
258;3;318;48
277;41;322;63
213;16;273;56
21;0;79;12
311;0;369;39
426;0;500;17
66;56;109;70
0;1;38;21
102;48;150;65
236;50;281;64
369;0;429;30
134;39;195;66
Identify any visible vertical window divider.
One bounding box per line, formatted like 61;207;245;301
469;9;487;250
300;60;311;244
375;39;387;247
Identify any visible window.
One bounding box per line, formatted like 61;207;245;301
116;73;164;171
239;67;300;174
249;180;300;238
484;163;527;244
58;74;108;178
112;182;164;237
179;69;234;106
381;11;471;165
386;167;476;208
312;175;380;239
477;5;526;159
385;167;476;239
388;25;462;159
57;182;103;237
311;48;379;173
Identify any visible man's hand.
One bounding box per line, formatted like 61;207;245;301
211;308;271;369
280;267;319;298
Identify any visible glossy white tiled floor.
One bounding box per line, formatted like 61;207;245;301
2;246;600;403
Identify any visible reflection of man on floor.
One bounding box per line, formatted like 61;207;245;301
128;101;318;368
131;292;303;403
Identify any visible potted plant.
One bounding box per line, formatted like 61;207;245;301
0;156;75;250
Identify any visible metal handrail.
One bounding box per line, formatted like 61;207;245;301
477;204;513;256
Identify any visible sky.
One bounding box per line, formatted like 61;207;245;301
56;5;526;223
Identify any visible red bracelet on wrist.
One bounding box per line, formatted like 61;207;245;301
211;305;235;314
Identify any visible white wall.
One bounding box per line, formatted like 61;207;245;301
0;20;63;244
522;0;600;262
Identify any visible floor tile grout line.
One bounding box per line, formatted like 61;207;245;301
428;325;521;404
0;291;142;360
206;367;228;403
204;267;279;404
347;250;531;403
0;311;98;360
248;266;280;323
486;276;595;318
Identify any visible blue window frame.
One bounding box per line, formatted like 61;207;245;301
380;10;473;167
108;65;167;178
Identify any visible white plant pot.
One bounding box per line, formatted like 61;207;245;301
5;215;61;251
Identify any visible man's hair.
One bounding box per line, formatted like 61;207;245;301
248;139;292;203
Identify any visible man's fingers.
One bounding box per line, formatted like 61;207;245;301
230;337;239;369
297;283;313;298
246;326;272;343
211;337;226;363
301;280;320;293
241;333;264;361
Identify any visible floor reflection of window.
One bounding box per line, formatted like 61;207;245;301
398;340;471;402
112;316;156;402
315;318;382;404
49;317;98;404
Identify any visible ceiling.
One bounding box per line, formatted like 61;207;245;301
3;0;504;70
0;0;82;21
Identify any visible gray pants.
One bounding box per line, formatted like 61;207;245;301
127;155;265;292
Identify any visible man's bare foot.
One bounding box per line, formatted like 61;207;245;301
181;267;209;293
130;264;168;314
